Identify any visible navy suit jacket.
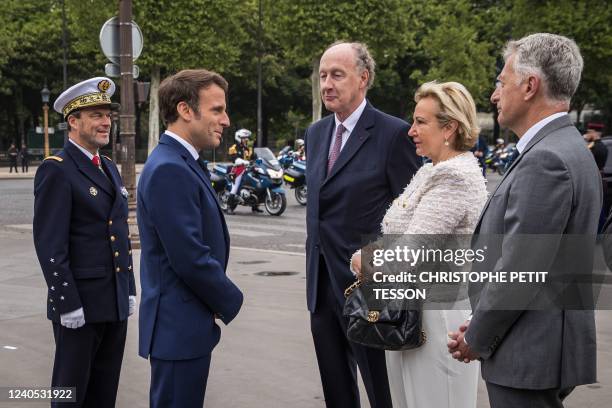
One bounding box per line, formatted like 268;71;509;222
305;102;421;312
137;133;243;360
33;141;136;323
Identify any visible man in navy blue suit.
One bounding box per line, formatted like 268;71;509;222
137;69;243;408
305;42;420;407
33;77;136;407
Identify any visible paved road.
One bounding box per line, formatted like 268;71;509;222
1;172;611;407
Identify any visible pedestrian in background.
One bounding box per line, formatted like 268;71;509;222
8;142;18;173
471;135;490;177
584;123;609;232
584;123;607;170
20;143;29;173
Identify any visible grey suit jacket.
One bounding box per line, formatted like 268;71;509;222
466;115;601;389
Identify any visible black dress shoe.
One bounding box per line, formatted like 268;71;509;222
251;206;263;213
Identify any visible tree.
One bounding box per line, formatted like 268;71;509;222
269;0;415;123
506;0;612;128
134;0;253;154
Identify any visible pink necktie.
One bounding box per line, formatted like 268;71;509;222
91;155;101;167
327;124;346;175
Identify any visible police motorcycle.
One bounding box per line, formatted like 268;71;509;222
490;143;517;175
277;143;307;206
213;147;287;216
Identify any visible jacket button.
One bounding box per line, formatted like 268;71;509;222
128;250;132;255
110;235;116;242
108;220;113;226
116;267;121;272
114;251;119;257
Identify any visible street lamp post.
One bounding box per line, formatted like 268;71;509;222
41;84;51;158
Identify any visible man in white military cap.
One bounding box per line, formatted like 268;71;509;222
33;77;136;407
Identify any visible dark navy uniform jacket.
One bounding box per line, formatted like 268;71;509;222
137;134;243;360
33;141;136;323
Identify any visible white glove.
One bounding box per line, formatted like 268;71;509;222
128;296;136;316
234;158;249;166
60;307;85;329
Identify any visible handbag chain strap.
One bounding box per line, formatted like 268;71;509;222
344;279;362;298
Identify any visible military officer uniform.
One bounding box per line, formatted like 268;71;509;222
33;77;135;407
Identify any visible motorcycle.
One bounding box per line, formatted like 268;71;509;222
486;144;516;175
277;146;307;206
212;147;287;216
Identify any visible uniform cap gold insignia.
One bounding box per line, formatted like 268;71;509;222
98;80;111;92
89;187;98;196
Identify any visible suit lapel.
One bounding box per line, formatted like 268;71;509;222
311;118;335;188
101;158;126;214
474;115;575;231
161;134;230;256
322;103;375;186
64;142;114;197
186;158;231;260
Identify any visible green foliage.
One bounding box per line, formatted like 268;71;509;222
0;0;611;150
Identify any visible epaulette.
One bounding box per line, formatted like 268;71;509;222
102;155;113;162
44;156;63;162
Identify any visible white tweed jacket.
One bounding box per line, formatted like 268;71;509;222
382;152;488;235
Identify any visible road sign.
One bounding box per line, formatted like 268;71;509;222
99;16;143;65
105;63;140;79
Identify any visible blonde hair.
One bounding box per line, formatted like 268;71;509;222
414;81;480;151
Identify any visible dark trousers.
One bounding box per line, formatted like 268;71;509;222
310;256;392;408
150;354;211;408
51;320;127;408
487;382;575;408
21;158;28;173
9;159;18;173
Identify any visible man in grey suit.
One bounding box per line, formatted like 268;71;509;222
448;33;600;407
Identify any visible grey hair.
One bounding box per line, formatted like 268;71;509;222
326;41;376;89
503;33;583;103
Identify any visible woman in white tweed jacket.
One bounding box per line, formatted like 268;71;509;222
352;81;488;408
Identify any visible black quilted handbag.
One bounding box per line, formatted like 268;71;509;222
343;279;426;351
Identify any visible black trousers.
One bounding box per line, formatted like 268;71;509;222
487;382;575;408
9;159;18;173
21;158;28;173
51;320;127;408
150;355;211;408
310;256;392;408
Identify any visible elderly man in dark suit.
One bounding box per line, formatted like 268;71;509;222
448;33;600;408
305;41;420;408
33;77;136;407
137;69;243;408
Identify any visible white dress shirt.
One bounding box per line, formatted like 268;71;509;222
516;112;567;153
329;98;368;156
165;130;199;160
69;138;96;161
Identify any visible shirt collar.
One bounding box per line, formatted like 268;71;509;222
69;138;96;160
165;130;200;160
335;98;367;133
516;112;567;153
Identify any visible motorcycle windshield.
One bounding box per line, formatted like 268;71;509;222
255;147;281;170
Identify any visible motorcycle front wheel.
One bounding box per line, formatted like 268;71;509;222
219;191;237;213
295;185;307;206
265;191;287;216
